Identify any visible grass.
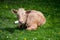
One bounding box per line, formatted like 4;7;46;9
0;0;60;40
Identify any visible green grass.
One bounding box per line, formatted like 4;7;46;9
0;0;60;40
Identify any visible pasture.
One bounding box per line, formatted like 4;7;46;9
0;0;60;40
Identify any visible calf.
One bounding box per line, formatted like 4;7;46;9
11;8;46;30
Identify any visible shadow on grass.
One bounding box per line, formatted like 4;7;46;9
0;25;27;33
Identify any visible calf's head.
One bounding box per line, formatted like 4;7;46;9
12;8;27;24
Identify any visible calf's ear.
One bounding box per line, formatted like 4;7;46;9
11;9;17;13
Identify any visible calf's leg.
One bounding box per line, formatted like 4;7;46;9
26;24;37;30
